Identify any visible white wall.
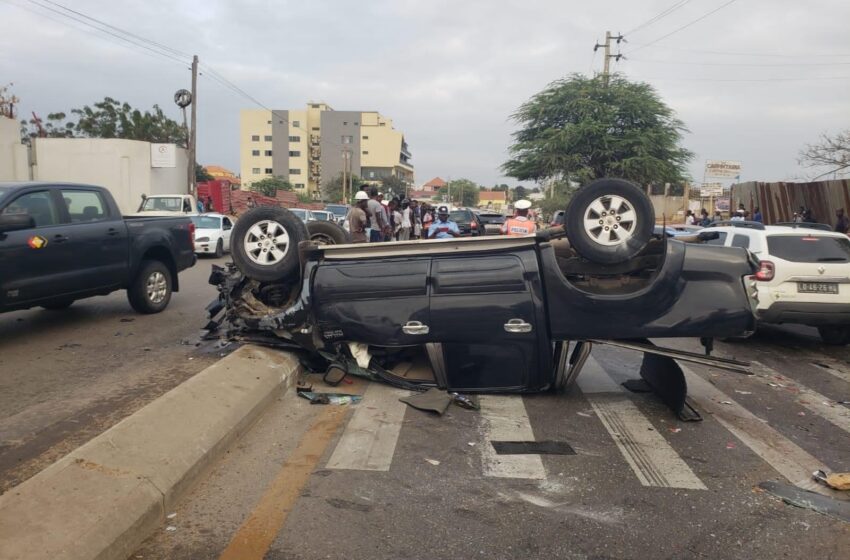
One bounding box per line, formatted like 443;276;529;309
32;138;188;214
0;116;29;181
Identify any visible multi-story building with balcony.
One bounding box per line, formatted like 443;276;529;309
240;103;414;199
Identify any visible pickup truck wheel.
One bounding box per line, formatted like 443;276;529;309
231;207;307;282
817;326;850;345
565;178;654;265
128;260;172;314
214;239;224;258
307;220;351;245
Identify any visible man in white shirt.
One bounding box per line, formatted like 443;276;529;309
399;199;412;241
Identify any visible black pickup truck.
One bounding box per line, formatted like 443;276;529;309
0;182;196;314
208;179;758;415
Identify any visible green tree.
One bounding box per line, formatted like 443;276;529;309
196;164;214;182
438;178;479;207
538;180;578;219
502;73;692;187
250;176;293;197
322;172;361;203
20;112;76;142
297;193;313;204
380;175;407;198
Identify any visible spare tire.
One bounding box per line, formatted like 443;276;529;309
564;178;654;264
230;207;307;282
307;220;351;245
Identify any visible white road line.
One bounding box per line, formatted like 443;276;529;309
809;358;850;385
682;365;840;497
479;395;546;480
576;355;624;394
750;360;850;436
325;383;409;472
589;395;707;490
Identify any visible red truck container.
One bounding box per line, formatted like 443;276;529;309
197;180;234;214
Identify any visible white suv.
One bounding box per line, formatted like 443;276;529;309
700;221;850;345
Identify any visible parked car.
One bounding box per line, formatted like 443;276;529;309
135;194;198;216
311;210;335;222
449;208;484;236
324;204;350;224
289;208;315;223
699;220;850;344
550;210;565;227
476;212;506;235
191;213;233;257
0;182;196;314
207;178;756;404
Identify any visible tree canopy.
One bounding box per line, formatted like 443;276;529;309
437;179;480;207
380;175;407;198
196;164;214;182
323;172;361;203
20;97;186;145
502;74;692;188
799;128;850;179
250;176;293;197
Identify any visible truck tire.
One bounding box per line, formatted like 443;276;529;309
307;220;351;245
230;207;307;282
817;326;850;345
564;178;654;265
128;260;172;314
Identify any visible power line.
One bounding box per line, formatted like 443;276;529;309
629;43;850;58
636;75;850;82
623;0;695;37
629;57;850;67
627;0;741;55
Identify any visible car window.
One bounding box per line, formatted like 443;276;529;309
449;210;469;222
704;231;727;246
767;235;850;263
141;197;183;212
1;191;61;227
191;216;222;229
222;218;232;230
62;190;108;222
730;234;750;249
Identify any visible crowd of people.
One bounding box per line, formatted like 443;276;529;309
683;202;850;234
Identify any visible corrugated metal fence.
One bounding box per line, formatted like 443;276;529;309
730;180;850;225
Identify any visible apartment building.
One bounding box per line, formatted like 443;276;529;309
240;103;414;198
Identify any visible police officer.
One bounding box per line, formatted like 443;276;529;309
427;205;461;239
501;199;537;236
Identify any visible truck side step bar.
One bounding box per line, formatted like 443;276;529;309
589;339;752;375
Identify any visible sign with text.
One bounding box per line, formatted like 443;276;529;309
700;182;724;197
150;143;177;168
715;198;730;212
705;160;742;179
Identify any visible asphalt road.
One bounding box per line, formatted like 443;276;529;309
135;327;850;560
0;254;227;493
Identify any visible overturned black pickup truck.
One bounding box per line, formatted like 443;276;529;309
207;179;758;419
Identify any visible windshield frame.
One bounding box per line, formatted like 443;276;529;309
190;216;222;229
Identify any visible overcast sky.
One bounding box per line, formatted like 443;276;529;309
2;0;849;187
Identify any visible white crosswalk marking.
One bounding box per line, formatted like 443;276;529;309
580;356;707;490
479;395;546;480
325;383;409;472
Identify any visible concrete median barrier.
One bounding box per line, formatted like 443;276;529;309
0;344;299;560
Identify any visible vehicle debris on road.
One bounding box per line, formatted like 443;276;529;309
813;470;850;491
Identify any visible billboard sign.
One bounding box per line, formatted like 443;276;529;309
700;182;724;197
151;143;177;168
705;160;742;179
715;198;730;212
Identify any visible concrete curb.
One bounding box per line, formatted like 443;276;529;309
0;344;299;560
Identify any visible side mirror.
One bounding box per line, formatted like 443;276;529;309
698;231;720;241
0;213;36;234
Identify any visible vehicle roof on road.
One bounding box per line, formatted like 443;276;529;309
0;181;103;189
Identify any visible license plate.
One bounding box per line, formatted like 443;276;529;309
797;282;839;294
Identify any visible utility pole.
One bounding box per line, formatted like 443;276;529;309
189;55;198;197
341;150;347;203
594;32;624;86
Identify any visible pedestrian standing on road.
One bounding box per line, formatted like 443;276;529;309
501;200;537;236
348;191;370;243
422;204;434;232
400;199;412;241
246;196;256;210
835;209;849;234
753;207;763;223
391;200;403;241
412;200;423;239
366;187;386;243
684;210;695;226
428;206;461;239
731;210;745;222
803;209;817;224
713;210;722;223
196;198;204;214
699;209;711;227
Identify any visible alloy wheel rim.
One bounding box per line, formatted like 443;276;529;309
245;220;290;265
582;195;637;247
147;271;168;303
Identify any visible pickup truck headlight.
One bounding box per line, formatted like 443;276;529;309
195;236;210;242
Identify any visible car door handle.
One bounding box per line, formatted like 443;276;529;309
53;234;69;243
106;228;120;236
504;318;533;333
402;321;430;335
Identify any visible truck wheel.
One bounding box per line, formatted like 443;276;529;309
817;326;850;345
128;260;172;314
214;239;224;258
231;207;307;282
564;178;654;265
307;220;351;245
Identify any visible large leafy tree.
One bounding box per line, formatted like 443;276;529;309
250;176;294;197
438;178;479;207
799;129;850;179
20;97;186;145
502;74;692;188
380;175;407;198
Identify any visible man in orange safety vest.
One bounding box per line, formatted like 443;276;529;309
501;199;537;236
